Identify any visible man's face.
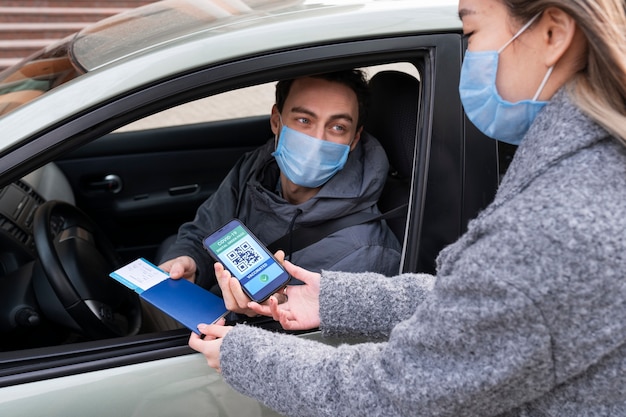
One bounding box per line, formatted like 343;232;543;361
271;77;362;150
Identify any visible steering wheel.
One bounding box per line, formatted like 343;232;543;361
32;200;141;339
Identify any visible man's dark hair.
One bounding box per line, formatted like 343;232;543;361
275;69;370;128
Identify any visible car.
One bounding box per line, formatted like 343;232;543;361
0;0;515;415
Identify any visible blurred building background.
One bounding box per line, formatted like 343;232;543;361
0;0;156;72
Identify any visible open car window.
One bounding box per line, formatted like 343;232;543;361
0;61;423;356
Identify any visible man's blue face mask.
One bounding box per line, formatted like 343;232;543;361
272;125;351;188
458;12;554;145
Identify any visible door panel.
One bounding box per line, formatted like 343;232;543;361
0;353;282;417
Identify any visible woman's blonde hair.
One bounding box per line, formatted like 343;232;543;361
505;0;626;144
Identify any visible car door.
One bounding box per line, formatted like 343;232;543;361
0;32;500;416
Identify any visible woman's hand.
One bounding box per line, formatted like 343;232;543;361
188;318;232;373
249;260;321;331
215;250;321;330
159;256;197;283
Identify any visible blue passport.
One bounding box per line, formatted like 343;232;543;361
110;258;228;334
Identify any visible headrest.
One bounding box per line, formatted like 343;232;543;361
365;70;420;178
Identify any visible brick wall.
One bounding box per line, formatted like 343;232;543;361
0;0;157;72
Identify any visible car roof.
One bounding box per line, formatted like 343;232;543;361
0;0;460;152
73;0;461;71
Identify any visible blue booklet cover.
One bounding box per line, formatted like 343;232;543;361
110;258;228;334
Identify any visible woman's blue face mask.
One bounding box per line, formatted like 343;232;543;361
272;124;351;188
458;13;554;145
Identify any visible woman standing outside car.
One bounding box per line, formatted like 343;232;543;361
190;1;626;416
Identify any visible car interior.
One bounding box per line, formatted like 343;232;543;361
0;62;426;353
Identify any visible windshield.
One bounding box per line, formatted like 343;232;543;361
0;41;82;118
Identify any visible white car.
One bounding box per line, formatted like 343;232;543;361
0;1;507;415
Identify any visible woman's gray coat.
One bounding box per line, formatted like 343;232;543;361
219;89;626;416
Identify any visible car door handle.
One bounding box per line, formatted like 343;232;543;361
88;174;122;193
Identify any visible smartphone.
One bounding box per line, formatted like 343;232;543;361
203;218;290;303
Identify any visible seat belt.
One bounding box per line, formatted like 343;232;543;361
267;203;408;254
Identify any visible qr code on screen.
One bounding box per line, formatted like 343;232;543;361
226;242;262;273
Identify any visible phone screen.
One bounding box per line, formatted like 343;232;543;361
203;219;290;302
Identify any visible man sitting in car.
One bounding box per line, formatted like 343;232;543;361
152;69;401;327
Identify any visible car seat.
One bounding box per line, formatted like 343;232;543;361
365;70;420;244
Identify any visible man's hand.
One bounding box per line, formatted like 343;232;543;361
159;256;197;283
215;251;322;330
215;250;287;317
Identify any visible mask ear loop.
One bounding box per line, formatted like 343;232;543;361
532;65;554;101
497;12;542;54
274;114;284;150
496;11;552;101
